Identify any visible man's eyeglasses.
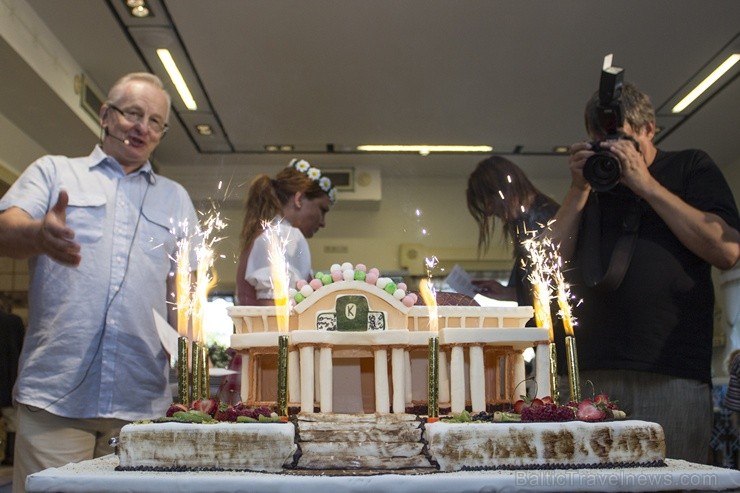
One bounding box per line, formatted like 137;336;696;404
107;104;169;134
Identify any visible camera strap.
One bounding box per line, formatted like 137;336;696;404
580;193;641;291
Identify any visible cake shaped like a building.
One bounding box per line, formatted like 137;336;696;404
229;279;543;416
116;274;666;473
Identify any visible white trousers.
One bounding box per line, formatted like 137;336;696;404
13;405;127;493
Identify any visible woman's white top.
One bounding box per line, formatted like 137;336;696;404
244;219;311;300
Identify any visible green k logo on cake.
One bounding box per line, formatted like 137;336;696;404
316;295;387;331
336;295;370;331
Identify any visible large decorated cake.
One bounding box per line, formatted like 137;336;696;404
116;263;666;473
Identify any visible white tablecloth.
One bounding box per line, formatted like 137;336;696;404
26;454;740;493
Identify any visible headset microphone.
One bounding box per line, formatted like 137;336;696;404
104;127;130;146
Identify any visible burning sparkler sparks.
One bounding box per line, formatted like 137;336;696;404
261;218;292;416
523;233;555;341
420;255;440;332
522;228;583;402
263;219;291;332
172;207;227;402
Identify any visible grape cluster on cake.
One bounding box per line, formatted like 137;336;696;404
157;398;282;424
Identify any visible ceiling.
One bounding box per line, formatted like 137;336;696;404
4;0;740;204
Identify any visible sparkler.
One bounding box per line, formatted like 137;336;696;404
420;256;439;420
175;233;192;340
523;234;559;402
264;219;291;416
175;228;193;402
192;210;226;400
173;210;226;403
553;250;581;402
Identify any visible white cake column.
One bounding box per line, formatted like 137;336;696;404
374;347;390;413
391;346;405;414
288;349;300;406
468;344;485;413
240;351;251;403
535;342;552;398
298;345;315;413
450;345;466;413
512;349;526;399
404;350;413;406
439;350;450;406
314;352;321;402
319;345;333;412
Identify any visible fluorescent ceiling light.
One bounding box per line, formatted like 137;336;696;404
671;53;740;113
156;49;197;110
357;144;492;156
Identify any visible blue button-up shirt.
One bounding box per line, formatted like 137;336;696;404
0;146;198;420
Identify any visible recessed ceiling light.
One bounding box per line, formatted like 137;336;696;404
264;144;294;152
195;124;213;136
131;6;150;17
125;0;151;17
356;144;493;155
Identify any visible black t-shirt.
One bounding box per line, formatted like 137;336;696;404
567;149;740;384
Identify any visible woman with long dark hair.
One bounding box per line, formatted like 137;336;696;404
466;156;558;304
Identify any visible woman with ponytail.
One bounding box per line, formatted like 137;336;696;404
235;159;335;305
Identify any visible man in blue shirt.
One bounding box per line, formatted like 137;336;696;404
0;72;198;492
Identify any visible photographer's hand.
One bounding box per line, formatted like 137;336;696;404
567;141;594;192
549;142;594;260
605;138;655;197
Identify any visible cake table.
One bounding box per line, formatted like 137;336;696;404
25;454;740;493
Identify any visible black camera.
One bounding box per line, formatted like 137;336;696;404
582;64;639;192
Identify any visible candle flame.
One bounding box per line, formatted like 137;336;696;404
174;208;226;344
523;233;555;341
553;251;577;337
192;210;226;343
419;279;438;333
264;219;291;333
420;256;439;333
175;231;192;339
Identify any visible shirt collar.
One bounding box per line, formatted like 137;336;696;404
88;145;157;184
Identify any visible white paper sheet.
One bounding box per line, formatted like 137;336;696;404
445;264;518;307
153;308;180;357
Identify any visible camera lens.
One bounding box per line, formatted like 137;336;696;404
583;151;621;192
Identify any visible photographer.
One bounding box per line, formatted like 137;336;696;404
551;81;740;463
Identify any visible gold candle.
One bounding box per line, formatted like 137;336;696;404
191;340;202;402
554;261;579;402
548;342;560;403
428;336;439;418
277;335;289;416
177;336;190;405
200;343;210;399
565;335;581;402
